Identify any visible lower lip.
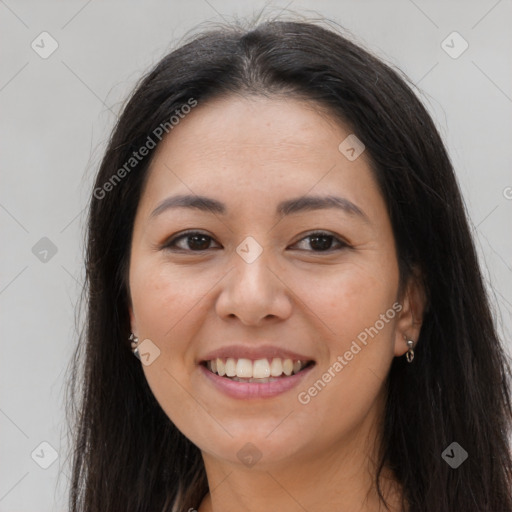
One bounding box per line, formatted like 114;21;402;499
199;363;315;399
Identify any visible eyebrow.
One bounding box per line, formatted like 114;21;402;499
150;193;369;222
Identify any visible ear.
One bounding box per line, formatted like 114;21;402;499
394;267;427;357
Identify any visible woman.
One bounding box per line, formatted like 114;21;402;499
66;18;512;512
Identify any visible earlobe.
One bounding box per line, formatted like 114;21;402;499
394;269;427;358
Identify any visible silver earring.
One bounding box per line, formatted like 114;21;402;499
405;339;415;363
129;333;141;360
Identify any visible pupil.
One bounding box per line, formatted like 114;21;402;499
189;234;210;250
310;235;332;251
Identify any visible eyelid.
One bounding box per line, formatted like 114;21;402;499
161;229;220;251
161;229;350;254
289;230;349;251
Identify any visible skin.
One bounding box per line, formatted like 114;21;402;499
128;95;425;512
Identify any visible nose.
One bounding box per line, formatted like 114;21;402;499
215;244;293;326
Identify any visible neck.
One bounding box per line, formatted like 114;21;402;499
197;397;405;512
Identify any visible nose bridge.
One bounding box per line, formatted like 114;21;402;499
234;237;273;293
215;235;291;324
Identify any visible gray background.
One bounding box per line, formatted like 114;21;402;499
1;1;511;510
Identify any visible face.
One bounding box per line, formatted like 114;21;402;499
128;95;421;470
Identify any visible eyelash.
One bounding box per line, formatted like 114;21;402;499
161;230;349;253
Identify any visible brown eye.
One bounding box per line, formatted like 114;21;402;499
291;231;348;252
163;231;221;252
162;230;348;254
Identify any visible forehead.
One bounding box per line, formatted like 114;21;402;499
138;95;382;219
155;95;347;162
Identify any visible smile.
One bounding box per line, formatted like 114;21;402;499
204;357;314;382
200;357;316;399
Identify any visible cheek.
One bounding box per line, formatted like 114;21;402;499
290;264;399;440
304;258;399;344
129;261;205;408
130;260;211;343
129;261;216;437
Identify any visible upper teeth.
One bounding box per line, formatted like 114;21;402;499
206;358;307;378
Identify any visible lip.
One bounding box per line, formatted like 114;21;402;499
198;344;315;364
199;361;315;399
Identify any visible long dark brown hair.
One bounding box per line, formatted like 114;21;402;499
65;17;512;512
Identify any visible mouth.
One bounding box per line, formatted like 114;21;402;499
201;357;316;383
